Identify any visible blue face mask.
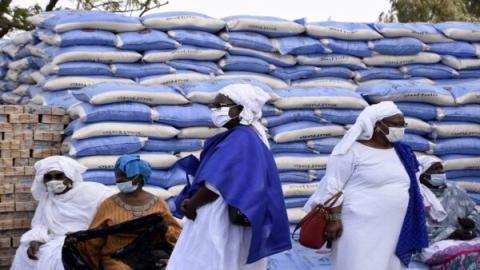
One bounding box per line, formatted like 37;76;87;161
428;173;447;187
116;180;138;193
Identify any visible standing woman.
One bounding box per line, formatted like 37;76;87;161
305;101;428;270
167;84;291;270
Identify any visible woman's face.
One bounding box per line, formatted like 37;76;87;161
115;170;142;186
376;114;406;135
420;162;445;186
43;170;73;186
209;94;243;127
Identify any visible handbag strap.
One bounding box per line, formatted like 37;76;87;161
291;191;343;240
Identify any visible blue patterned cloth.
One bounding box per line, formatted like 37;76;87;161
114;154;152;182
394;142;429;266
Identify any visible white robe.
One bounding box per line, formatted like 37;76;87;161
305;142;410;270
11;182;113;270
167;196;267;270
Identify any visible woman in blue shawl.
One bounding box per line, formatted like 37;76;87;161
167;84;291;270
305;101;428;270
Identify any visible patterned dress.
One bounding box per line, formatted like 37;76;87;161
421;183;480;269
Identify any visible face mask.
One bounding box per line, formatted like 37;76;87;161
380;122;405;143
211;107;232;128
46;180;67;194
117;180;138;194
428;173;447;187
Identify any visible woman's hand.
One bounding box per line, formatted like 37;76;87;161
324;221;343;248
180;199;197;220
27;241;43;260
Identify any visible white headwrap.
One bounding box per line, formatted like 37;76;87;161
32;156;88;201
417;155;447;222
19;156;113;247
219;83;271;147
332;101;402;156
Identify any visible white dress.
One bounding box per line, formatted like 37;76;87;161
10;182;113;270
305;142;410;270
167;193;267;270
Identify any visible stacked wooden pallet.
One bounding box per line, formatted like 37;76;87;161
0;105;68;269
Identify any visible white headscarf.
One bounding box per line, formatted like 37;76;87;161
332;101;402;156
219;83;271;147
20;156;113;246
32;155;88;201
417;155;447;222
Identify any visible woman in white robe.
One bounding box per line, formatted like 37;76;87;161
305;101;428;270
11;156;113;270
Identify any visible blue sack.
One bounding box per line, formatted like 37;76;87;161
220;31;274;52
270;66;318;81
316;109;361;124
437;105;480;123
306;137;342;153
369;38;426;55
433;138;480;155
141;11;225;32
168;29;229;50
306;21;382;40
264;110;321;127
224;15;305;37
428;42;477;58
69;136;146;157
270;141;315;154
111;63;174;79
143;139;203;153
41;62;112;76
400;64;458;80
321;38;372;57
220;55;274;74
154;104;213;127
279;170;326;183
37;29;117;47
32;10;144;32
355;68;406;82
401;133;432;152
72;102;154;123
167;60;223;75
116;29;179;51
396;102;438;121
273;36;330;55
228;46;296;67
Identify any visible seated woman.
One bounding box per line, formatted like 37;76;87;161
11;156;113;270
417;156;480;269
81;154;181;270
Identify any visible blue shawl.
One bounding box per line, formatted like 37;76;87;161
394;142;429;266
174;125;292;263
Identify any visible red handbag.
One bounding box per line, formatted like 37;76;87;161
292;191;343;249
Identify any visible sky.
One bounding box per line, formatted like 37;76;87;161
15;0;391;22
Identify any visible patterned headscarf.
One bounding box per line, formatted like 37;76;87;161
114;155;152;182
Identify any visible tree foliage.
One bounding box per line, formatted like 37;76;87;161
0;0;168;38
379;0;480;23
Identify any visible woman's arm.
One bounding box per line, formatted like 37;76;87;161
181;186;219;220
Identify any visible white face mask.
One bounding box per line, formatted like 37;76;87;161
117;180;138;194
46;180;67;195
211;107;232;128
380;122;405;143
428;173;447;187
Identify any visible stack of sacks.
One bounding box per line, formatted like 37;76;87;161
64;82;204;206
19;10;480;219
430;79;480;203
0;32;46;105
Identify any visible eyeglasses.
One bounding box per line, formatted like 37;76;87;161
380;121;408;128
43;172;66;181
208;103;238;109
